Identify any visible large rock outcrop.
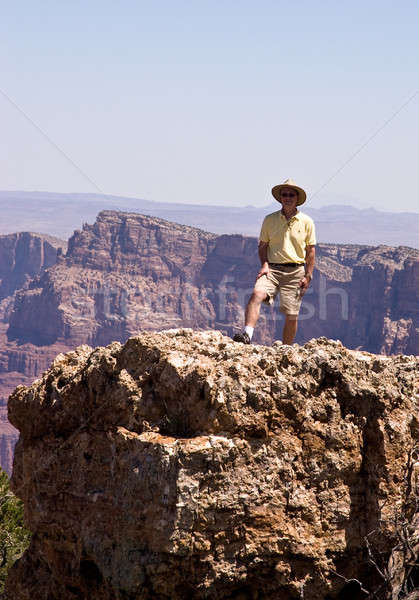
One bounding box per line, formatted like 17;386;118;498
7;330;419;599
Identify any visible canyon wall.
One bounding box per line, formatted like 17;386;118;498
6;211;419;355
0;231;66;301
0;232;66;474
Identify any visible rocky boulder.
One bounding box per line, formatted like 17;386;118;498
6;330;419;599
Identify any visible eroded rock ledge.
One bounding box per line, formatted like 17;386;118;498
6;330;419;599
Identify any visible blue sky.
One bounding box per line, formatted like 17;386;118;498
0;1;418;211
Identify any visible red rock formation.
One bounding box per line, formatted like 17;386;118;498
0;232;66;473
0;231;66;300
6;213;419;350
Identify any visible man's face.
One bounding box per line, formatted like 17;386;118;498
279;187;299;210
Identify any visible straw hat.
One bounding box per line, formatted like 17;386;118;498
271;178;307;206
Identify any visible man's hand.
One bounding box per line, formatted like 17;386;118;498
299;274;311;295
256;262;270;279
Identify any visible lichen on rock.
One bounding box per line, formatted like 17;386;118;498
6;330;419;599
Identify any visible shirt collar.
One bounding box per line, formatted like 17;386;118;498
280;209;300;222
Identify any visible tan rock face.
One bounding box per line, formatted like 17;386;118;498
7;330;419;599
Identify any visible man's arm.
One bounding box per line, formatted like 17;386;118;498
299;245;315;292
305;245;315;278
257;241;270;279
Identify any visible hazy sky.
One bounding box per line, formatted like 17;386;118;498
1;1;418;211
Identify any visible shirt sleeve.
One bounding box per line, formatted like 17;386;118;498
305;219;316;245
259;216;270;243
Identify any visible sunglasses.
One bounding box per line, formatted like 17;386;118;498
280;192;297;198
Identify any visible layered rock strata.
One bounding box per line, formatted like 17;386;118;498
7;330;419;599
0;231;66;301
0;232;66;473
6;211;419;362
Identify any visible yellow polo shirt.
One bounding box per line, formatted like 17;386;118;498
259;210;316;264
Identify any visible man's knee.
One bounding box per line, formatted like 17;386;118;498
249;290;267;305
284;314;298;322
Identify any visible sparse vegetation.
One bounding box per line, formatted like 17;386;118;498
0;469;31;592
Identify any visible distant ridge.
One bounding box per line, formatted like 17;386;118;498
1;190;418;248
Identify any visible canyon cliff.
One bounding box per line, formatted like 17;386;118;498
0;231;66;301
0;232;66;474
6;330;419;599
6;211;419;356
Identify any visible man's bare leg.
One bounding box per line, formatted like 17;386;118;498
282;315;298;345
233;290;267;343
245;291;267;327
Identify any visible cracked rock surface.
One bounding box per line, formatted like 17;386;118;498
6;330;419;599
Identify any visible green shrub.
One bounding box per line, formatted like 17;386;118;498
0;469;31;591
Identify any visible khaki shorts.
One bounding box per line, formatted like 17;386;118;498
254;264;305;316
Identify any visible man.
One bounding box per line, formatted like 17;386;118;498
233;178;316;345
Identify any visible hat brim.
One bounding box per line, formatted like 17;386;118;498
272;184;306;206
